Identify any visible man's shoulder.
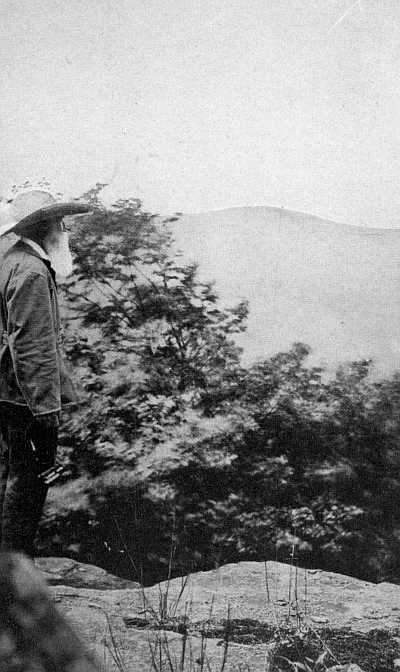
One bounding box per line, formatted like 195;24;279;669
1;241;49;279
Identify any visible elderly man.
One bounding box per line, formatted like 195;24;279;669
0;190;90;557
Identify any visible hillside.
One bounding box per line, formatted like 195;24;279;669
171;206;400;376
1;204;399;376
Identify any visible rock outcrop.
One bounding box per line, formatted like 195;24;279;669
37;557;400;671
35;556;140;590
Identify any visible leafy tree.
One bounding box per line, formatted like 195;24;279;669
57;188;247;465
39;188;249;581
34;186;400;586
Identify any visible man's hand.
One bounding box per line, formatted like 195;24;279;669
36;411;60;429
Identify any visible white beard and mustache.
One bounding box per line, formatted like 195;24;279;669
44;231;74;279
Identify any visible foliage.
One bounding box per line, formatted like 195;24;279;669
37;188;400;586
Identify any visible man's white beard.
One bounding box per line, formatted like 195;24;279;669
45;231;74;278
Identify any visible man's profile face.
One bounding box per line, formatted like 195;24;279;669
43;217;74;278
43;217;65;243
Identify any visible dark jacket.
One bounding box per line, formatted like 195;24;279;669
0;240;79;416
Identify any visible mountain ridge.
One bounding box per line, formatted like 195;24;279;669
1;204;398;376
177;204;400;234
169;206;400;376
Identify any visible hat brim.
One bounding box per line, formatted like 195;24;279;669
12;202;91;234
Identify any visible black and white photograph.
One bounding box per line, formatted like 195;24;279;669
1;2;400;670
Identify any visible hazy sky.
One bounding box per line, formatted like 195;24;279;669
2;0;400;226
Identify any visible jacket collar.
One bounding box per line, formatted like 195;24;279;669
16;238;57;286
20;237;50;262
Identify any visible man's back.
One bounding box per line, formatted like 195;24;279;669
0;240;62;415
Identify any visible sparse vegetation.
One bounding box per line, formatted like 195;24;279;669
3;181;396;669
97;546;400;672
30;186;400;590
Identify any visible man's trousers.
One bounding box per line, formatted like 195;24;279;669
0;403;57;557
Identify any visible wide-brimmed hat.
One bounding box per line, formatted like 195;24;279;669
0;190;91;237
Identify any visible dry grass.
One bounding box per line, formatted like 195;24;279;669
99;540;397;671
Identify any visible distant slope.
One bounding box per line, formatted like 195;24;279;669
170;206;400;376
2;207;399;376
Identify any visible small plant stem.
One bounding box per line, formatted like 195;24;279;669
264;560;271;605
179;604;189;670
162;631;176;672
110;511;140;577
220;604;231;672
103;612;127;672
304;567;308;621
294;562;302;628
310;625;341;665
288;546;293;623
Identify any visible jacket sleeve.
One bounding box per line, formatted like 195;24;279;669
6;270;61;416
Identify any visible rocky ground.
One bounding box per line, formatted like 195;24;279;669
36;557;400;671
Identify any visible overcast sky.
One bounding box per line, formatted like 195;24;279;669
2;0;400;226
